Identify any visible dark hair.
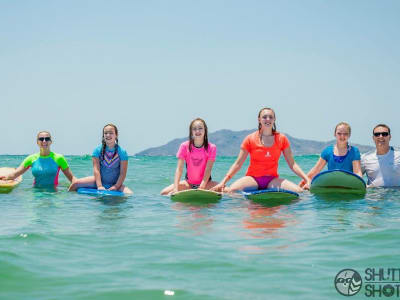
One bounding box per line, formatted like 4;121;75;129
258;107;277;133
373;124;391;135
188;118;209;152
101;124;119;161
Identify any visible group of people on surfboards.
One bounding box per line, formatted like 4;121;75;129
161;107;399;194
1;108;399;194
163;107;399;194
0;124;132;194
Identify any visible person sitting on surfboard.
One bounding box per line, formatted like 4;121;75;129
0;131;76;188
161;118;218;195
361;124;400;187
300;122;362;187
68;124;132;194
212;107;310;194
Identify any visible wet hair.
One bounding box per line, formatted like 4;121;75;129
258;107;277;133
37;131;52;141
188;118;209;152
101;124;119;162
373;124;391;135
334;122;351;136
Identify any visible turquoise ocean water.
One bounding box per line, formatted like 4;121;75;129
1;155;399;300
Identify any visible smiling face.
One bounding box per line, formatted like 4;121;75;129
36;131;52;151
103;125;118;147
258;109;276;131
373;125;391;150
191;120;205;141
335;124;351;145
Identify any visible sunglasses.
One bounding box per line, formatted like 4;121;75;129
38;137;51;142
373;132;389;137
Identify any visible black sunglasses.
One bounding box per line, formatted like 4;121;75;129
373;132;389;137
38;137;51;142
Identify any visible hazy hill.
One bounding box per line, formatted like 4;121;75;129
135;129;374;156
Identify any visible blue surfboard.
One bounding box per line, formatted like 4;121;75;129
242;188;299;202
310;169;366;194
77;188;125;197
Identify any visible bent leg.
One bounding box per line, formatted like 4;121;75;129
160;181;191;195
227;176;258;193
120;185;133;195
204;180;219;190
268;177;303;193
68;176;96;191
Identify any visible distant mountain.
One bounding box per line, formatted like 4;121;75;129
135;129;374;156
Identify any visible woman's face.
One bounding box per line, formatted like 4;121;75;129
103;125;117;146
335;125;350;144
37;132;52;150
191;120;205;140
258;109;275;130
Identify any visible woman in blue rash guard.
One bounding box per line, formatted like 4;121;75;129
0;131;76;188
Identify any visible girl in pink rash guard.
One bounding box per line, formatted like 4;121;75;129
160;118;218;195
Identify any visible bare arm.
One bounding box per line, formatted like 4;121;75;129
283;147;311;189
172;159;185;193
92;157;104;190
352;160;362;177
299;157;326;187
307;157;327;180
109;160;128;190
199;160;214;189
61;167;76;183
211;149;248;191
0;165;29;180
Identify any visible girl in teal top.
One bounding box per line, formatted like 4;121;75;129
0;131;76;188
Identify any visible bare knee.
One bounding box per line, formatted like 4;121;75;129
290;185;303;193
226;186;238;193
122;186;133;194
160;186;171;195
68;182;78;191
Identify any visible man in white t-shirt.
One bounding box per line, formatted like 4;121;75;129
361;124;400;187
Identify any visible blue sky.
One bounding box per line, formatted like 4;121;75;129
1;1;399;155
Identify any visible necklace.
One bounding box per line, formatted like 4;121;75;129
260;134;274;147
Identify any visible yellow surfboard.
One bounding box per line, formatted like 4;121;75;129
0;167;22;194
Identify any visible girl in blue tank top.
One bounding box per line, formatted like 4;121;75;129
300;122;362;187
69;124;133;194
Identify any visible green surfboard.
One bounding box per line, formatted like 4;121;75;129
171;189;222;202
310;169;366;194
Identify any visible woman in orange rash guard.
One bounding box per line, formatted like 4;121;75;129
212;107;311;193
